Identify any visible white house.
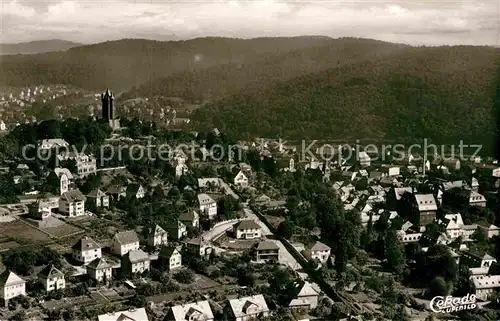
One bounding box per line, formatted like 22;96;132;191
159;247;182;271
397;231;423;244
38;265;65;292
197;193;217;219
87;258;113;283
288;281;320;310
165;300;214;321
178;210;200;228
233;220;262;240
471;275;500;301
443;214;465;239
98;307;149;321
39;139;69;150
469;191;487;207
304;242;331;264
227;295;270;321
381;165;400;177
72;236;102;265
57;152;97;177
0;271;26;304
357;151;371;167
59;189;86;217
124;249;151;275
111;230;140;256
0;121;6;131
143;224;168;248
234;170;249;188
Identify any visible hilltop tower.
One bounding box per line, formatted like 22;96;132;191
101;89;120;130
101;88;114;121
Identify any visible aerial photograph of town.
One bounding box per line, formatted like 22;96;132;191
0;0;499;320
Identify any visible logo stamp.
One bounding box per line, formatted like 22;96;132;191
430;294;477;313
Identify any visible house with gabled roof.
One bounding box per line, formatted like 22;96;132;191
477;222;500;238
159;246;182;271
357;151;371;167
86;188;109;208
87;257;113;283
143;224;168;248
461;251;497;268
106;185;127;201
166;220;187;240
98;307;149;321
441;213;466;239
469;191;487;207
233;220;261;240
254;241;279;263
471;275;500;301
0;270;25;305
123;249;150;275
254;194;271;205
111;230;140;256
303;241;331;264
38;264;65;292
410;194;437;226
178;210;199;228
226;294;270;321
198;193;217;219
186;236;212;257
233;170;249;189
59;189;86;217
165;300;214;321
288;281;320;310
72;236;102;264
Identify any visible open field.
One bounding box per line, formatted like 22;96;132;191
42;222;83;238
0;241;21;252
0;219;51;243
192;274;220;290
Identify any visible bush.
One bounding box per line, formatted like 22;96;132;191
173;269;195;284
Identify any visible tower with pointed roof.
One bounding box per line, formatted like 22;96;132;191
101;88;114;121
101;88;120;130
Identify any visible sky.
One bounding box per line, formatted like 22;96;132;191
1;0;499;46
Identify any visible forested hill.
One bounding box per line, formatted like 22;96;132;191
0;37;335;92
191;46;500;144
121;38;409;101
0;40;82;55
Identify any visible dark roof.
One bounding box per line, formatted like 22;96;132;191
144;224;167;237
255;241;279;251
87;188;106;198
61;189;86;202
87;257;112;270
179;210;198;222
38;264;64;279
159;246;179;258
234;220;261;230
72;236;100;251
114;230;139;244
